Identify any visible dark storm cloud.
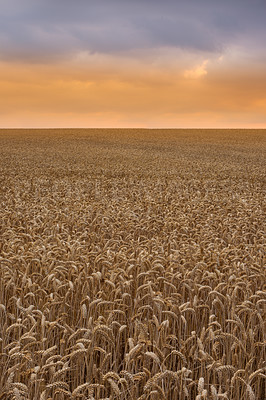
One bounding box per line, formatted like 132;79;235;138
0;0;265;62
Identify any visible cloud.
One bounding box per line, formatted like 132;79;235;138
0;0;265;128
184;60;208;79
1;55;266;115
0;0;265;62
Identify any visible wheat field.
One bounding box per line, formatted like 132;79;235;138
0;129;265;400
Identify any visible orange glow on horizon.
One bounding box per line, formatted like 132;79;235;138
1;53;266;128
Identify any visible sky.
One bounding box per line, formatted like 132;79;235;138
1;0;266;128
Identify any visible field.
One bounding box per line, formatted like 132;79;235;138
0;129;265;400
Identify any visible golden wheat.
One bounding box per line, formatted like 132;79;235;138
0;128;265;399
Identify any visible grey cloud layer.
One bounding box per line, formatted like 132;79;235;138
0;0;265;62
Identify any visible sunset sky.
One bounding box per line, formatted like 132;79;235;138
1;0;266;128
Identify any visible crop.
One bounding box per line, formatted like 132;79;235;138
0;129;265;399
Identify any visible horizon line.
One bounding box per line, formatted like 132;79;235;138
1;127;266;130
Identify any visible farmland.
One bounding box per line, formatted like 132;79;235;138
0;129;265;399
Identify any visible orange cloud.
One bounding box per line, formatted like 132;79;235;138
0;54;265;128
184;60;208;79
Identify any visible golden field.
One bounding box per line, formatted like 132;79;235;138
0;129;265;400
